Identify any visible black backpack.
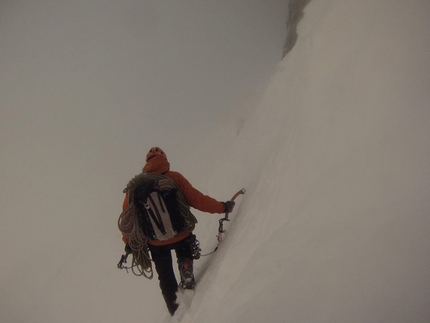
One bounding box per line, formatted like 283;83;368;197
133;178;185;241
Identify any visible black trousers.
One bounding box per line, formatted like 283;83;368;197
148;237;193;305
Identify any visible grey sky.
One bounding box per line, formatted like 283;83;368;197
0;1;288;309
1;0;288;226
1;1;288;151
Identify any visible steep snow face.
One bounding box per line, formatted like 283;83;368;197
178;0;430;322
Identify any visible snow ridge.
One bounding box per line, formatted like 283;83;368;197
178;1;430;322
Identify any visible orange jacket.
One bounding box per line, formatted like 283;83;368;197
122;155;226;246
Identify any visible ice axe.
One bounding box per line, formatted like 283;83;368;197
218;188;246;240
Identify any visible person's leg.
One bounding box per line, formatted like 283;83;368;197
174;236;195;289
149;244;179;315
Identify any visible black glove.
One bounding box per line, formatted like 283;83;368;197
124;243;132;254
224;200;235;213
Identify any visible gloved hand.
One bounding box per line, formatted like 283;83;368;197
224;200;235;213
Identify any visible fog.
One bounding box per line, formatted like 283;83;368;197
0;1;288;322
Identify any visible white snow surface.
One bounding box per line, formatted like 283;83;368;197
176;1;430;322
3;0;430;322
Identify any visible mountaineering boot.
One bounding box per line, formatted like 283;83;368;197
164;292;179;316
180;270;195;290
178;258;195;289
166;301;179;316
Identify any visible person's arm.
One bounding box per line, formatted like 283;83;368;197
167;171;226;214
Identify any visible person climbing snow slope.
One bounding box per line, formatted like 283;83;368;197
121;147;235;315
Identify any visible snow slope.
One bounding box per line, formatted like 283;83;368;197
175;0;430;322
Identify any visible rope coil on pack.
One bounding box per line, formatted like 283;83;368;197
118;202;154;279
